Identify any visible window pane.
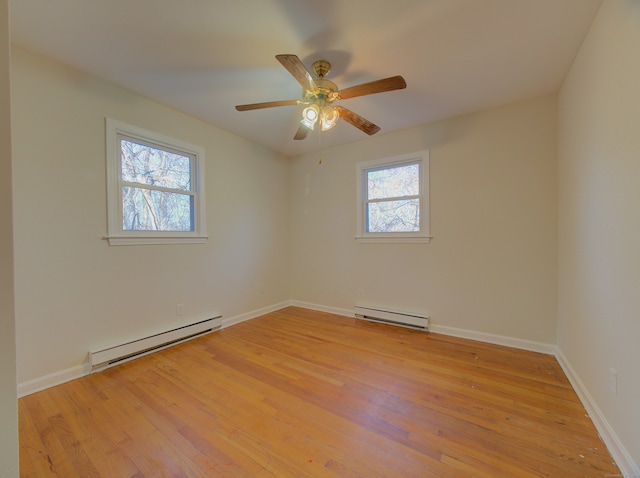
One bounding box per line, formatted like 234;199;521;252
120;139;191;191
367;163;419;200
122;186;194;231
367;199;420;232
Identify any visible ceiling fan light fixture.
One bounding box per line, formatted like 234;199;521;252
301;104;319;130
320;105;339;131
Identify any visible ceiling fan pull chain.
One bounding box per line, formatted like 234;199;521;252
317;127;323;165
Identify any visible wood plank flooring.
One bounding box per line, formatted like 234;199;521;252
19;307;621;477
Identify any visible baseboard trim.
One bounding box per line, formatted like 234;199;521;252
555;351;639;477
221;301;293;329
17;364;90;398
289;300;354;319
430;323;558;356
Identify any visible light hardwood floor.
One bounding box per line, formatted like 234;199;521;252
19;307;620;477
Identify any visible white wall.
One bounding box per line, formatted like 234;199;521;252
11;47;292;385
0;0;19;476
558;0;640;471
290;95;558;344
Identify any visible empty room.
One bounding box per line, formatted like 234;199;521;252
1;1;639;476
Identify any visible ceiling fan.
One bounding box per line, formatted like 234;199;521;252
235;54;407;140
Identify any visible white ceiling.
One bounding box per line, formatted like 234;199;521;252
10;0;602;157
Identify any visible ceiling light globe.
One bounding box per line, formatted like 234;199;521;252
303;105;319;121
321;106;339;131
301;104;320;130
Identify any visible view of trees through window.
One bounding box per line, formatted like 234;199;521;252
366;162;420;233
120;138;194;231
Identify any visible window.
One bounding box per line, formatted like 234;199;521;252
356;150;430;243
105;118;207;245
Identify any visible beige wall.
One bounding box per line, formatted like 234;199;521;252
290;95;558;344
11;47;292;384
558;0;640;468
0;0;18;476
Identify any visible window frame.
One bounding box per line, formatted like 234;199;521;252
105;118;207;246
356;150;430;243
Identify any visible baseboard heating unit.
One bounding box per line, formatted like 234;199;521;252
354;305;429;331
90;316;221;371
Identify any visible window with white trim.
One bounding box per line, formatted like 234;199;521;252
356;150;430;243
105;118;207;245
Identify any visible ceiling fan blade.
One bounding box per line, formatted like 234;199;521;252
294;125;309;140
338;76;407;100
334;106;381;135
235;99;300;111
276;54;317;94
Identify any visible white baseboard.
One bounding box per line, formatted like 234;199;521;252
221;300;293;329
289;300;354;319
555;351;639;478
17;364;89;398
430;323;558;356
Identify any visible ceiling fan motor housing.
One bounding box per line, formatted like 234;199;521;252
305;78;339;104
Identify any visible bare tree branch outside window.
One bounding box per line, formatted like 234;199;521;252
119;139;194;232
366;163;420;233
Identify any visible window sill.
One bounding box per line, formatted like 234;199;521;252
355;235;432;244
104;235;209;246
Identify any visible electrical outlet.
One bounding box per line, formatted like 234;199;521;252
609;368;617;396
176;303;184;316
357;288;364;298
